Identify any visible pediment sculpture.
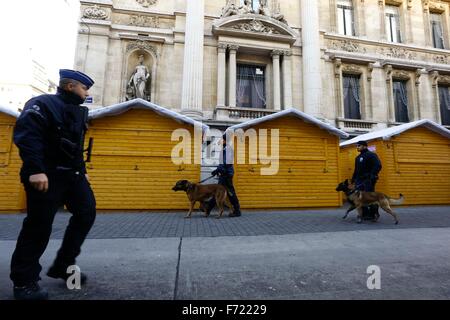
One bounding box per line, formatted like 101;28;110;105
221;0;287;25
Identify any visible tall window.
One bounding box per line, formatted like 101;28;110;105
337;0;355;36
343;74;361;119
431;13;445;49
385;5;402;43
237;64;266;109
393;80;410;123
439;85;450;126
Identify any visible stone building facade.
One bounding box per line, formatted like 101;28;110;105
75;0;450;135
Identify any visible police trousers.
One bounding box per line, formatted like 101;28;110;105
207;175;241;213
355;177;379;219
10;171;96;286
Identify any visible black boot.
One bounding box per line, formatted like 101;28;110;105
47;265;87;285
228;211;241;217
13;282;48;300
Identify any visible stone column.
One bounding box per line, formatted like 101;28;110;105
281;50;293;109
181;0;205;118
272;50;282;111
217;43;227;107
228;45;239;108
300;0;322;117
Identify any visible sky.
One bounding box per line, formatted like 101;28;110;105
0;0;80;83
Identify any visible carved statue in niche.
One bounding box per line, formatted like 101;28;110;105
127;54;151;101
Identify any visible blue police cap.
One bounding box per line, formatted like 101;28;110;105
59;69;95;89
356;140;368;146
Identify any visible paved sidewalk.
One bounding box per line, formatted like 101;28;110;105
1;206;450;300
0;206;449;240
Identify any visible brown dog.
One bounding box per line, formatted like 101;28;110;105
172;180;230;219
336;179;403;224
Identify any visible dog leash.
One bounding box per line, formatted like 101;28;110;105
198;175;216;184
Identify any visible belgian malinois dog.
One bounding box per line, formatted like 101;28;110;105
336;180;403;224
172;180;230;219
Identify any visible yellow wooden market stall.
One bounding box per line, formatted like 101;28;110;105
340;120;450;205
0;106;25;212
87;99;207;210
227;108;349;209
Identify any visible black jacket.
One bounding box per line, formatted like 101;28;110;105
213;145;234;177
14;88;89;181
352;149;382;182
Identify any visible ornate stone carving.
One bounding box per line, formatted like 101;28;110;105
218;43;228;53
440;75;450;85
221;1;239;18
378;47;417;60
231;19;280;34
258;0;271;16
330;40;366;53
129;15;159;28
228;44;240;51
126;41;158;57
434;55;449;64
83;5;108;20
271;50;284;56
220;0;287;24
427;0;446;13
271;1;288;24
415;69;422;86
342;64;363;75
136;0;157;8
367;63;374;82
431;71;450;87
392;70;411;80
334;58;342;78
385;64;393;82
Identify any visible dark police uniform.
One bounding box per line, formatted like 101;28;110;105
207;143;241;216
10;75;96;288
352;146;382;219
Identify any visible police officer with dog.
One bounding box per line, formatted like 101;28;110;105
205;134;242;217
352;140;382;223
10;69;96;300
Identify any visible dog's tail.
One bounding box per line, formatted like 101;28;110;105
388;193;404;205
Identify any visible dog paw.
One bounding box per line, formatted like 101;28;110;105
184;215;191;219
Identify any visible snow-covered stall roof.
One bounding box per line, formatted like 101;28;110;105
88;98;209;132
0;105;20;118
226;108;349;138
340;119;450;147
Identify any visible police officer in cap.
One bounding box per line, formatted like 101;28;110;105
205;133;242;217
352;140;382;223
10;69;96;300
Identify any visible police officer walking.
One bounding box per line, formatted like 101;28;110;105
10;70;97;300
205;134;242;217
351;140;382;223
